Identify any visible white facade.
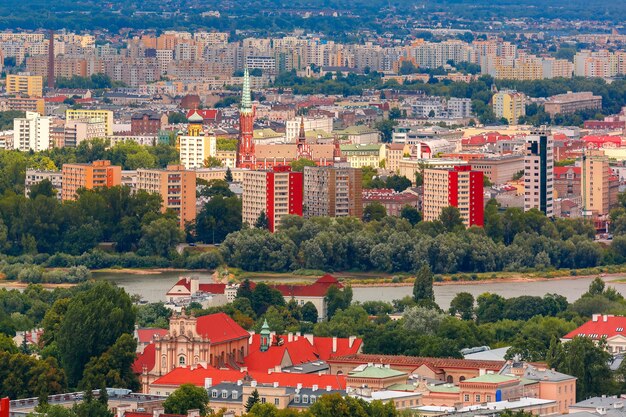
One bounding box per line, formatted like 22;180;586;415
285;117;333;142
13;111;50;151
178;135;217;169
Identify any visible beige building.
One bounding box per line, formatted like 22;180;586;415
286;116;333;142
303;165;363;218
582;149;610;216
65;109;114;135
178;134;217;169
544;91;602;117
469;155;524;184
136;165;197;228
196;167;247;183
492;90;526;125
6;73;43;97
64;119;106;147
340;144;386;168
385;144;413;173
398;158;468;185
24;169;63;199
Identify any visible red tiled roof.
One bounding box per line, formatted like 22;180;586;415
125;413;184;417
186;109;220;120
270;275;342;298
136;328;168;344
151;364;346;390
563;315;626;340
195;312;250;343
132;343;155;373
327;354;504;371
553;166;581;176
44;96;67;103
198;283;226;294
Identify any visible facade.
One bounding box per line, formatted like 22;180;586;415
524;133;554;216
131;111;167;135
178;113;217;169
554;166;582;199
583;149;610;216
65;109;114;135
24;169;63;199
362;189;420;217
6;73;43;97
242;166;304;232
340;144;386;168
544;91;602;117
385;143;412;173
562;314;626;355
492;90;526;124
469;155;524;184
423;165;484;227
136;165;197;228
64;119;106;147
3;96;45;114
303;165;363;218
61;160;122;201
286;116;333;142
12;111;50;151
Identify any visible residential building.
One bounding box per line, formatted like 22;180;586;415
447;98;473;118
6;73;43;97
65;109;114;135
61;160;122;201
12;111;50;151
131;111;168;136
340;144;386;168
64;119;106;147
562;314;626;355
554;166;582;199
524;132;554;216
178;112;217;169
469;155;524;184
492;90;526;124
423;165;484;227
24;169;63;199
242;166;303;232
285;116;333;142
136;165;197;228
334;125;380;145
385;143;412;173
544;91;602;117
583;149;610;216
362;189;420;217
2;96;45;114
303;165;363;218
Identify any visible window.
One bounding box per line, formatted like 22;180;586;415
310;396;316;403
486;395;491;402
274;398;280;406
232;391;238;400
294;395;300;404
464;394;470;401
302;395;309;404
475;394;481;402
178;356;186;366
261;398;266;404
222;391;228;398
212;390;218;398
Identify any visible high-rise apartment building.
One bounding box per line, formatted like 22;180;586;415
242;166;303;232
136;165;196;228
303;165;363;218
6;73;43;97
65;109;114;136
64;119;106;147
492;90;526;125
423;165;484;227
582;149;610;216
524;132;554;217
61;160;122;201
178;112;217;169
12;111;50;151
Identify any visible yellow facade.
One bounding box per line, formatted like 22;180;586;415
6;74;43;97
65;109;114;135
492;91;526;124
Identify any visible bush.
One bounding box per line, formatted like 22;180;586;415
185;251;224;269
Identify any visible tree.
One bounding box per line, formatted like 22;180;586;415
385;175;411;192
53;282;135;386
195;195;242;244
289;158;317;172
400;205;421;225
79;333;140;391
375;119;397;143
449;292;474;320
403;306;445;334
225;167;233;182
138;218;184;257
475;293;506;324
412;264;434;305
326;285;353;319
363;202;386;222
245;389;260;412
29;179;58;199
439;206;464;232
203;156;223;168
301;302;319;323
255;211;269;230
163;384;210;416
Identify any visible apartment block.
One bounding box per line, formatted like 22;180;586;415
544;91;602;117
524;133;554;217
65;109;114;135
242;166;303;232
136;165;196;228
24;169;63;199
3;96;45;115
13;111;50;151
64;119;106;147
423;165;484;227
6;73;43;97
61;160;122;201
303;165;363;218
469;155;525;184
492;90;526;125
285;117;333;142
582;149;610;216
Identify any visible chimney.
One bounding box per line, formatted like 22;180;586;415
326;386;332;392
273;382;279;388
592;314;601;322
332;337;337;353
190;277;199;294
304;334;314;344
153;407;164;417
348;336;356;348
249;331;255;344
204;378;212;389
603;315;609;322
297;383;302;390
251;381;257;387
288;333;293;342
187;410;200;417
312;385;318;392
237;380;242;386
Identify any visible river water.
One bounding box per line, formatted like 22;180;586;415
93;271;626;310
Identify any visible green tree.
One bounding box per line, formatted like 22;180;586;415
29;179;58;199
203;156;223;168
326;285;353;319
255;211;269;230
138;218;184;257
289;158;317;172
363;202;386;222
449;292;475;320
475;293;506;324
225;167;233;182
245;389;261;412
163;384;210;416
301;302;319;323
412;264;434;304
79;333;140;391
400;205;421;225
439;206;464;232
375;119;397;143
195;195;242;244
385;175;411;192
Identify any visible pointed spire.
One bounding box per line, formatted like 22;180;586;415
241;67;252;114
298;117;306;143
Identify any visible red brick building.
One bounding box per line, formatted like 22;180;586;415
131;111;167;135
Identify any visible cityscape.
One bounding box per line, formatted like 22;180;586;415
3;0;626;416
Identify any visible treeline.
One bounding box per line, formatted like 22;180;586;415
219;200;614;274
56;74;124;90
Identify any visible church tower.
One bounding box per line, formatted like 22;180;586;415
296;116;312;160
237;68;256;168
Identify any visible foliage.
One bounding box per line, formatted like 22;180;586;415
163;383;211;416
413;264;434;305
290;158;317;172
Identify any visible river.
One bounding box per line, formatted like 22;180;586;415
93;271;626;310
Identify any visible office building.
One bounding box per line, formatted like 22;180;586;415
65;109;114;135
423;165;484;227
242;166;303;232
469;155;525;184
136;165;197;228
524;132;554;217
544;91;602;117
492;90;526;124
582;149;610;216
6;73;43;97
12;111;50;151
61;160;121;201
303;166;363;218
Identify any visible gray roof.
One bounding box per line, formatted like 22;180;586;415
463;347;510;362
499;362;576;382
207;382;345;408
572;396;626;409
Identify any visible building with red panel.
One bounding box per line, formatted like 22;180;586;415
237;68;256;169
242;165;303;232
423;165;484;227
0;398;8;417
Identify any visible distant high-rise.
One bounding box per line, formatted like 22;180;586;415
303;165;363;218
582;149;610;216
47;30;55;89
524;131;554;217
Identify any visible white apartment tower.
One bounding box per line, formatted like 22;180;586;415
13;111;51;151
